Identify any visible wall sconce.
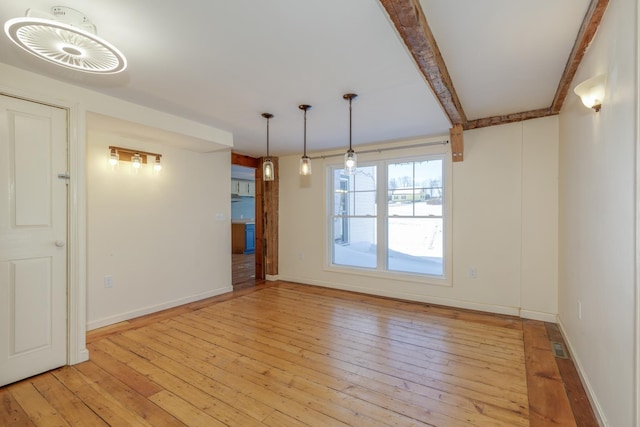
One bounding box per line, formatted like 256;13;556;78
573;74;606;112
108;146;162;171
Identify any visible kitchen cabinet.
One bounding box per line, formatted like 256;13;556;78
231;179;255;197
232;222;255;254
231;180;240;195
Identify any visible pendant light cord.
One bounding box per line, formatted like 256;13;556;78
303;109;307;156
266;116;270;157
348;97;353;152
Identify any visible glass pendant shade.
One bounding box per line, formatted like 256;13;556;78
344;149;357;175
153;156;162;171
300;156;312;175
262;112;275;181
263;158;274;181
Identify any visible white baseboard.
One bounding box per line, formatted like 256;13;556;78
278;275;522;317
520;309;558;323
557;317;608;426
86;286;233;331
265;274;280;281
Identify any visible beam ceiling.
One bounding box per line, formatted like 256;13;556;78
380;0;609;131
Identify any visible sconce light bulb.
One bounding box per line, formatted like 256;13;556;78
109;149;119;166
154;157;162;171
132;153;142;169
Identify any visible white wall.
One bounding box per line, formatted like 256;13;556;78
279;116;558;320
86;131;232;329
0;63;234;340
558;0;638;424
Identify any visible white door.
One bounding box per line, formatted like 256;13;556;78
0;95;68;386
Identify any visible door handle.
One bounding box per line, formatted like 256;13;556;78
55;240;65;247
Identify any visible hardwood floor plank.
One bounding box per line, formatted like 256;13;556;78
50;367;154;427
191;304;529;399
90;339;269;427
545;323;599;426
148;390;226;427
2;281;596;426
0;386;36;426
523;320;576;426
169;309;529;426
209;294;527;376
164;315;525;418
29;373;108;427
119;331;376;425
73;361;185;426
81;345;164;398
8;380;71;427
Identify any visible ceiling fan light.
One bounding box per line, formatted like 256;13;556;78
4;8;127;74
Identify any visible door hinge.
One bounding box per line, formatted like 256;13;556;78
57;173;70;184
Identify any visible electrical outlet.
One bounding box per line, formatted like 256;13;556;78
104;275;113;288
469;267;477;279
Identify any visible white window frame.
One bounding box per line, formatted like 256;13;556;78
325;151;452;287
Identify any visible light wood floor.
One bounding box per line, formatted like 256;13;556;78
232;253;258;290
1;282;597;426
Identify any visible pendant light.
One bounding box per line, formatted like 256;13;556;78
299;104;312;176
343;93;358;175
262;113;275;181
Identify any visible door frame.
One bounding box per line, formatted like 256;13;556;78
1;87;88;365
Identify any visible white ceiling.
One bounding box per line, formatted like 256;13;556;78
0;1;590;157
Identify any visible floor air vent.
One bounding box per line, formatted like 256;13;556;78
551;341;568;359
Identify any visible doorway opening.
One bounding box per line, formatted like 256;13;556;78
231;163;257;290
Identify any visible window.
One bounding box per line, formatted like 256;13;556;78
328;154;448;282
387;159;443;276
331;165;377;269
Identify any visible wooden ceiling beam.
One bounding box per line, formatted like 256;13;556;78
231;152;260;168
380;0;609;135
465;108;554;131
380;0;467;127
550;0;609;113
